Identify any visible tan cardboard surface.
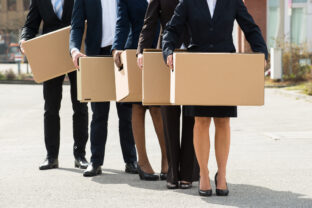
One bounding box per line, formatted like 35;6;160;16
78;57;116;102
171;53;265;106
22;25;86;83
142;50;171;105
114;50;142;102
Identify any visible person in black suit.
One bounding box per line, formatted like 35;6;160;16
162;0;268;196
112;0;168;181
137;0;199;189
19;0;89;170
70;0;138;177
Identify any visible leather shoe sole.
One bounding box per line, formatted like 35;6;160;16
75;162;88;169
83;169;102;177
39;164;58;170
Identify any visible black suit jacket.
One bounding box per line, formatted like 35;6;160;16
162;0;268;61
20;0;73;40
69;0;108;56
137;0;189;54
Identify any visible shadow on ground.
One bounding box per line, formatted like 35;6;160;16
57;167;312;207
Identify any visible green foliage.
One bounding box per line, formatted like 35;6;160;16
4;69;17;80
281;45;311;82
305;83;312;96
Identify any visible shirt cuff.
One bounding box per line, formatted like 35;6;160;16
71;48;80;55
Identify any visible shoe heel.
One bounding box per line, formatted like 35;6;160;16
75;163;80;168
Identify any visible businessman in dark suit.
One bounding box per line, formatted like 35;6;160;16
112;0;168;181
20;0;89;170
137;0;199;189
162;0;268;196
70;0;138;177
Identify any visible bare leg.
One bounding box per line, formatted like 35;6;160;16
193;117;212;190
132;104;154;174
149;107;168;173
214;117;231;189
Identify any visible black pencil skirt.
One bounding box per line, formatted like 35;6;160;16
184;106;237;118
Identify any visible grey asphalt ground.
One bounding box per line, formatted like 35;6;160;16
0;85;312;208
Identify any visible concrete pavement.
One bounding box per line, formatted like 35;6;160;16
0;85;312;208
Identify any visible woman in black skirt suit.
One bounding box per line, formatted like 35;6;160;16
162;0;268;196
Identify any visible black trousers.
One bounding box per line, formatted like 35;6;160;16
89;46;137;166
43;71;88;159
161;106;199;183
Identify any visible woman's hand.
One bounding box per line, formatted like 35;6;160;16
113;50;123;68
167;54;173;70
137;53;144;70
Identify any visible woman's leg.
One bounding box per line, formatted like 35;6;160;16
214;117;231;189
132;104;154;173
149;107;168;173
194;117;212;190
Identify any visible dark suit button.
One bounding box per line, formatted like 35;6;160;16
209;28;213;32
209;44;214;48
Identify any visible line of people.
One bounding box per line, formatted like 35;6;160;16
20;0;268;197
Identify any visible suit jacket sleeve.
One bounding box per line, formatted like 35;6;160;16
20;0;42;41
69;0;86;52
162;0;187;62
137;0;160;55
236;0;268;60
112;0;130;51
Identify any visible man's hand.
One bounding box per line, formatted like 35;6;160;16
19;40;26;54
72;50;86;69
137;53;144;70
113;50;123;69
167;54;173;70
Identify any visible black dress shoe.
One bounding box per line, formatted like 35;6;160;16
137;165;159;181
39;158;59;170
75;156;89;169
125;162;138;174
167;182;179;189
215;172;229;196
160;173;167;180
83;164;102;177
180;181;193;189
198;178;212;197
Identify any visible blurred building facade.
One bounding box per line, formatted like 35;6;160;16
267;0;312;49
0;0;30;61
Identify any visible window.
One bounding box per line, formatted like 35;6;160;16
267;0;280;48
7;0;17;11
23;0;30;10
291;7;307;45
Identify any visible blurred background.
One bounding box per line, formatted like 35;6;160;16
0;0;311;93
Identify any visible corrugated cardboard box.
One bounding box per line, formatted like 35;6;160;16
142;50;171;105
114;50;142;102
77;57;116;102
170;53;265;106
22;25;85;83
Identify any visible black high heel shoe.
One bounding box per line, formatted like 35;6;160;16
137;165;159;181
160;172;167;180
198;178;212;197
215;172;229;196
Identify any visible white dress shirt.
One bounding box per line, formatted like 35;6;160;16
207;0;217;17
101;0;117;48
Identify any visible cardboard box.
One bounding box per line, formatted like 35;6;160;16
77;57;116;102
114;50;142;102
142;50;171;105
170;53;265;106
22;25;85;83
